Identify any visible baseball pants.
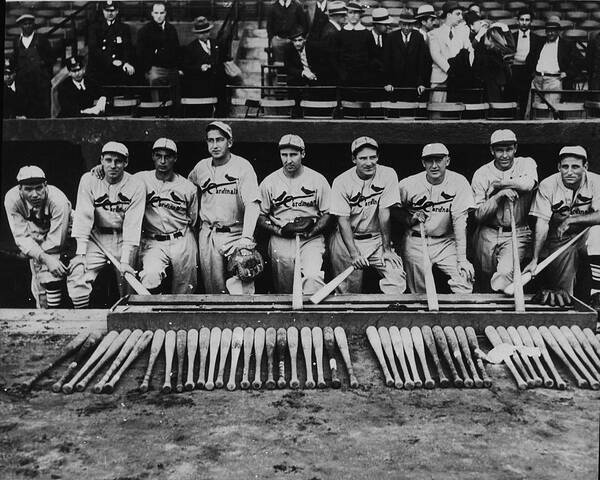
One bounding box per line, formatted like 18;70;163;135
329;230;406;294
401;234;472;294
29;255;62;308
268;234;326;294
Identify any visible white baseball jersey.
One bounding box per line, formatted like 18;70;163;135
471;156;538;226
260;166;330;226
4;185;71;260
399;170;474;237
330;165;400;233
135;170;198;235
188;154;260;226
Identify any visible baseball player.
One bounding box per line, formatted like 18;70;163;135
524;146;600;304
69;141;145;308
188;121;262;294
398;143;475;294
136;138;199;294
471;129;538;292
4;166;75;308
258;134;332;294
329;136;406;293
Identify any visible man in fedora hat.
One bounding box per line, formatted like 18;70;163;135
416;4;438;41
58;56;107;117
369;7;393;91
267;0;308;63
283;26;319;86
310;0;347;88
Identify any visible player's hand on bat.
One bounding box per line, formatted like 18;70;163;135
522;258;538;276
90;164;105;180
411;210;427;225
350;252;370;270
381;249;403;269
457;259;474;282
41;253;67;277
498;188;518;203
556;217;572;239
119;262;137;278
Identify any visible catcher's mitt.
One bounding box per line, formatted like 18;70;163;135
281;217;315;238
227;245;264;281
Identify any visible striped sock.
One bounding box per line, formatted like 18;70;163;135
590;255;600;295
45;289;62;308
71;295;89;309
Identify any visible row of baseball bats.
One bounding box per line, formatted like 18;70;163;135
45;326;359;394
485;325;600;390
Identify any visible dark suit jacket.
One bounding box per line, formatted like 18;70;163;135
57;78;102;117
267;1;308;40
527;37;584;80
283;42;318;85
309;21;341;85
3;83;33;118
335;28;375;86
369;32;387;86
383;30;428;87
88;19;134;84
308;5;328;41
512;30;543;76
136;21;181;72
11;33;54;76
181;39;223;97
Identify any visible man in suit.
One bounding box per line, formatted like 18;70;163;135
383;9;428;101
3;56;30;119
369;7;393;93
416;4;438;41
284;27;318;86
267;0;308;63
57;56;107;117
310;0;347;89
307;0;329;41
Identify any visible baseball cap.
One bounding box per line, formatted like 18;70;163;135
152;137;177;153
206;121;233;140
102;141;129;158
17;166;46;185
558;146;587;161
351;136;379;155
101;1;120;10
328;0;348;15
490;129;517;146
279;134;305;151
422;143;449;158
416;4;436;19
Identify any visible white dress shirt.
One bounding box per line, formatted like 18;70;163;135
21;33;34;49
279;0;291;7
200;39;211;55
514;30;530;65
536;39;560;74
72;79;86;90
372;31;383;47
317;0;327;12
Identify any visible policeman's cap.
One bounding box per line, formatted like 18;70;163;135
279;134;305;151
559;146;587;161
490;129;517;146
102;141;129;158
102;1;120;10
17;166;46;185
206;121;233;140
152;138;177;154
65;55;84;72
422;143;449;158
351;137;379;155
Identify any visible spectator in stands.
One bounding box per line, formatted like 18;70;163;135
136;1;181;103
527;16;583;107
307;0;329;41
588;32;600;99
3;57;29;119
284;27;318;86
383;9;429;101
467;3;481;16
11;13;54;118
415;5;438;41
310;1;347;88
58;56;107;117
87;1;136;86
267;0;308;63
369;8;393;92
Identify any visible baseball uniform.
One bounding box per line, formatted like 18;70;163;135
260;166;331;294
471;156;538;291
188;154;261;294
399;170;475;293
329;164;406;293
135;170;199;294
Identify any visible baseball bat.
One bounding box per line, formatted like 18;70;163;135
51;332;101;393
497;326;535;388
287;326;300;389
277;327;288;388
185;329;199;391
312;327;327;388
539;326;587;388
104;330;153;394
419;222;439;311
432;326;463;387
161;330;176;393
454;327;483;388
528;326;566;390
389;326;414;389
420;326;449;387
560;326;600;382
401;327;423;388
485;326;527;390
410;327;435;389
265;327;277;389
378;326;402;388
253;327;265;390
504;228;589;295
227;327;244;391
583;328;600;358
216;328;232;389
366;326;394;387
68;330;128;393
94;329;143;393
240;327;254;389
549;326;599;389
465;327;492;388
334;326;358;388
301;326;316;388
516;326;553;388
443;326;473;388
24;331;90;392
196;327;210;389
507;326;542;387
174;329;187;393
323;326;341;388
508;203;525;312
205;327;221;391
571;326;600;371
293;235;303;310
140;329;165;392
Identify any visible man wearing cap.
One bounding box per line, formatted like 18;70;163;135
383;8;429;101
471;129;538;292
258;134;332;294
69;141;145;308
416;5;438;41
329;137;406;294
310;1;347;88
10;13;54;118
188;122;262;294
267;0;308;63
135;139;199;294
524;146;600;304
3;56;29;119
87;1;136;86
398;143;475;294
284;27;319;86
4;166;75;308
57;56;107;117
368;8;393;92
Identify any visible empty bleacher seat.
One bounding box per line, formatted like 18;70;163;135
533;2;551;11
300;100;337;119
259;98;295;118
427;102;465;120
531;19;546;29
135;100;173;118
499;18;518;30
558;20;574;29
181;97;217;118
542;11;562;20
507;2;527;12
532;103;553;119
580;19;600;31
584;101;600;118
482;2;503;10
382;101;419;119
564;29;588;42
230;98;260;118
487;102;518;120
488;9;513;20
341;101;370;119
566;11;588;23
555;102;586;119
463;103;490;119
106;97;139;117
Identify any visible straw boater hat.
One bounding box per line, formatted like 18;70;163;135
545;15;561;29
347;1;365;13
16;13;35;24
192;16;214;33
327;0;348;15
415;4;437;20
397;9;417;24
372;8;394;24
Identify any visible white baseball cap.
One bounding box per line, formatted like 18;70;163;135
206;121;233;139
559;145;587;160
278;134;305;151
17;165;46;184
152;137;177;153
351;136;379;155
422;143;449;158
102;141;129;158
490;129;517;146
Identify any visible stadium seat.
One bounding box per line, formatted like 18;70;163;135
488;10;512;20
106;97;138;117
487;102;518;120
463;103;490;119
340;101;370;119
482;2;503;10
585;3;600;13
135;100;173;118
181;97;217;118
531;19;546;29
230;98;260;118
584;101;600;118
558;2;576;12
564;29;588;42
558;20;574;29
300;100;337;119
499;18;518;29
532;2;551;11
565;11;588;23
507;2;527;12
259;98;295;118
382;101;420;119
407;1;426;9
580;19;600;31
532;103;553;119
427;102;465;120
555;102;586;119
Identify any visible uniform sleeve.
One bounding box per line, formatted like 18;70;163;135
514;157;538;191
470;169;487;206
187;183;199;229
72;174;96;254
4;190;45;260
40;191;71;254
398;178;409;206
259;178;272;215
330;178;350;217
529;179;553;221
239;164;261;206
592;175;600;211
379;168;400;209
451;175;476;216
317;175;331;214
122;179;145;248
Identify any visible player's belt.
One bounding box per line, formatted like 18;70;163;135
214;226;231;233
410;231;445;239
148;230;184;241
484;224;512;232
535;71;561;77
353;233;373;240
95;226;121;235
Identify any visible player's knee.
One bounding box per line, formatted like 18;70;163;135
139;268;165;290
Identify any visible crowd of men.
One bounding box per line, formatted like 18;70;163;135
5;122;600;310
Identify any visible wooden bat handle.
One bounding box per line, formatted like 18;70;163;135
465;327;492;388
51;332;101;393
140;329;165;393
420;326;448;387
507;326;542;387
287;327;300;389
549;326;598;389
216;328;232;389
583;328;600;358
301;327;315;389
419;222;439;311
105;330;153;394
367;326;394;387
497;326;535;388
389;326;414;389
196;327;210;389
227;327;244;391
253;327;266;390
571;326;600;371
516;326;553;388
323;327;341;388
265;327;277;389
312;327;326;388
378;327;403;388
485;326;527;390
240;327;254;390
95;329;143;393
276;328;288;388
334;326;358;388
528;326;566;390
162;330;177;393
205;327;221;391
175;329;187;393
561;326;600;382
454;326;483;388
443;326;473;388
185;329;199;391
432;326;462;387
399;327;421;387
410;326;435;389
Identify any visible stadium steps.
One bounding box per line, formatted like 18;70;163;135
233;23;268;101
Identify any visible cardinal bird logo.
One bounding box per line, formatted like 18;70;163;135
272;186;316;208
411;191;455;211
200;174;238;194
348;185;385;207
94;192;132;212
147;190;186;211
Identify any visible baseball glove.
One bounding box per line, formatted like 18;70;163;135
227;245;264;281
281;217;315;238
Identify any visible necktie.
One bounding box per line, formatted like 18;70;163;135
522;32;527;39
449;28;453;40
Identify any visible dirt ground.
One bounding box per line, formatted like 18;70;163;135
1;316;599;480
